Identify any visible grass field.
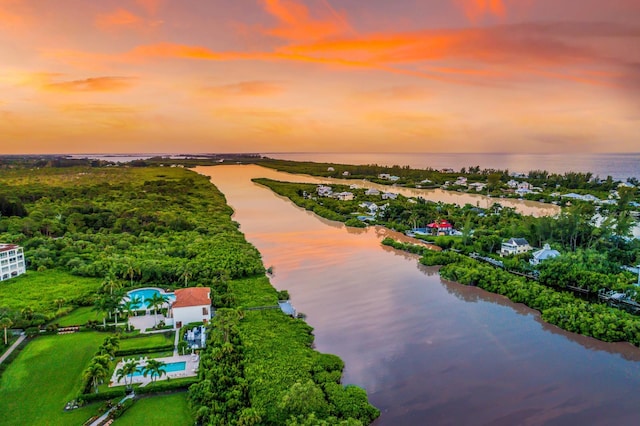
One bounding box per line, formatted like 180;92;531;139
55;306;105;326
0;332;106;425
0;270;102;317
118;332;174;351
114;393;192;426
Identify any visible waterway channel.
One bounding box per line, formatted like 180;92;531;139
196;165;640;426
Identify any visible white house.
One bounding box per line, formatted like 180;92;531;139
359;201;378;214
507;179;519;188
365;188;380;196
172;287;212;329
517;182;531;191
455;177;468;185
468;182;487;192
500;238;532;257
327;167;335;172
317;185;333;197
530;244;560;265
342;171;350;176
378;173;391;180
389;176;400;182
382;192;398;200
0;244;26;281
335;192;354;201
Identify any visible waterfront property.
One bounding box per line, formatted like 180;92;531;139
0;244;25;281
530;244;560;265
171;287;211;329
124;288;176;311
500;238;532;257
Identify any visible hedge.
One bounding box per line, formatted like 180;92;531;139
136;377;199;395
114;344;174;356
77;388;126;404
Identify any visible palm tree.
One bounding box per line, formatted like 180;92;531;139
100;336;120;358
0;317;13;345
180;263;193;287
54;298;65;310
123;258;140;286
84;362;108;394
101;273;121;295
122;298;140;331
146;293;169;326
116;359;140;390
93;294;110;328
177;340;189;356
142;359;167;383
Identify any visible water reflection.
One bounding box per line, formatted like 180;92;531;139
195;165;640;426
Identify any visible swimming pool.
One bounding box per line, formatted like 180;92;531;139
124;288;176;309
130;361;186;377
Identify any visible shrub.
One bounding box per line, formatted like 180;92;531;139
114;344;174;356
136;377;199;394
77;388;126;405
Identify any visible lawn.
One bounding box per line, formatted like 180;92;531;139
55;306;105;327
118;332;175;351
0;332;107;425
114;393;192;426
0;269;102;317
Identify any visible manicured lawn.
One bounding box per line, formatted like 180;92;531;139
118;332;175;351
114;393;192;426
0;270;102;317
55;306;105;326
0;332;108;425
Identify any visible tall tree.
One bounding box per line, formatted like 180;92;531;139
84;362;108;394
143;359;167;383
116;359;140;390
0;317;13;345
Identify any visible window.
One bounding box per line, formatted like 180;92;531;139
202;307;209;315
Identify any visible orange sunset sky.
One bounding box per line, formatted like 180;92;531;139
1;0;639;154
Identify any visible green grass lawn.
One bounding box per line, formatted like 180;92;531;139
118;332;175;351
0;332;108;425
114;393;192;426
0;269;102;317
55;306;105;326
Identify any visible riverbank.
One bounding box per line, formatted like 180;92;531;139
0;164;378;425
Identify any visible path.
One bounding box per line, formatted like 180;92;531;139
0;332;25;365
87;393;135;426
173;327;180;356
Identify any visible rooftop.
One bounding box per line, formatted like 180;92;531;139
173;287;211;308
0;244;19;252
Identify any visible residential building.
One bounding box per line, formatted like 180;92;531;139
172;287;212;329
327;167;335;172
500;238;532;256
0;244;26;281
365;188;380;196
335;192;354;201
389;176;400;182
455;177;468;185
530;244;560;265
317;185;333;197
382;192;398;200
378;173;391;180
468;182;487;192
342;171;350;176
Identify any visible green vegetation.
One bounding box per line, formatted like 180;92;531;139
0;332;105;425
54;306;104;327
0;270;101;324
0;163;378;425
114;393;192;426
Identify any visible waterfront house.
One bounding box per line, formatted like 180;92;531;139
455;177;468;186
172;287;212;329
327;167;335;172
468;182;487;192
382;192;398;200
317;185;333;197
507;179;519;188
342;171;350;176
500;238;532;257
427;220;454;235
0;244;26;281
530;244;560;265
389;176;400;182
335;192;354;201
378;173;391;180
359;201;378;214
365;188;380;196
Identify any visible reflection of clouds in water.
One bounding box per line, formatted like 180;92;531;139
196;164;640;426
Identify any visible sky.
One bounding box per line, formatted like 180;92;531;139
1;0;639;154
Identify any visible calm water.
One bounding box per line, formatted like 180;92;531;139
197;165;640;425
266;152;640;182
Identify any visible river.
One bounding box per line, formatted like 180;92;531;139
196;165;640;425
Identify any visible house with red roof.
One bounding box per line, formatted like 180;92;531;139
171;287;211;329
427;220;454;236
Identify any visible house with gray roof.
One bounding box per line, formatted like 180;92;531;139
500;238;532;257
530;244;560;265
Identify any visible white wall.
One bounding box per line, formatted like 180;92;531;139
173;304;211;328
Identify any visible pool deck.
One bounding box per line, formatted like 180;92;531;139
109;354;199;387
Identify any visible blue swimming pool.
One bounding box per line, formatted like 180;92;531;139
124;288;176;309
130;361;186;377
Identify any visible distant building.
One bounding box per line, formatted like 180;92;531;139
342;171;350;176
500;238;532;257
530;244;560;265
0;244;26;281
382;192;398;200
468;182;487;192
427;220;454;236
365;188;380;196
389;176;400;182
455;177;468;185
327;167;335;172
317;185;333;197
378;173;391;180
172;287;212;329
335;192;354;201
507;179;519;188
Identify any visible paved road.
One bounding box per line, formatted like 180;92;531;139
0;332;26;365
